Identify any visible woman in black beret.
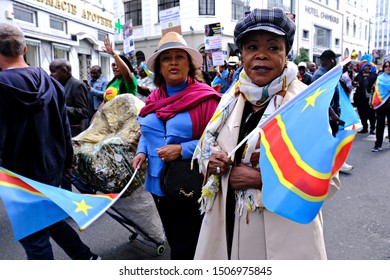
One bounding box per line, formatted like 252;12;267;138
193;8;340;260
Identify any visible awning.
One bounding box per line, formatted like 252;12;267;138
25;38;41;46
228;43;239;54
52;43;70;52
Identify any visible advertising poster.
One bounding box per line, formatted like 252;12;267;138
123;19;135;57
204;22;223;69
159;6;182;35
211;51;224;66
204;22;222;51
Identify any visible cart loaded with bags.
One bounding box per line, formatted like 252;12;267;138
68;94;166;256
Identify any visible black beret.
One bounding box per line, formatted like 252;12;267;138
234;8;296;52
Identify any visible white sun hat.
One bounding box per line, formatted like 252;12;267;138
146;32;203;71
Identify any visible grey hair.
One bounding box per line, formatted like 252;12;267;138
0;23;26;57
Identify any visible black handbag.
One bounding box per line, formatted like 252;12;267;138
160;158;203;200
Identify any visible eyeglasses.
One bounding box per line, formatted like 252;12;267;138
383;65;390;69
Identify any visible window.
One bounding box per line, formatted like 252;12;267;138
199;0;215;16
353;21;356;37
232;0;245;20
14;5;36;25
98;31;107;42
52;43;70;60
124;0;142;26
335;38;340;46
314;26;331;48
158;0;180;21
50;16;67;32
303;30;309;39
25;39;40;67
346;18;349;35
100;53;111;81
267;0;290;12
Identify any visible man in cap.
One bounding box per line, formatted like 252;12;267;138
312;49;354;172
227;56;239;85
297;61;312;85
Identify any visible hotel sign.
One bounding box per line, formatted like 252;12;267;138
305;6;339;24
36;0;113;28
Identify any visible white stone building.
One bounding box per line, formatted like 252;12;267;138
1;0;116;79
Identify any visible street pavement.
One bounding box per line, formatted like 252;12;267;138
323;128;390;260
0;129;389;260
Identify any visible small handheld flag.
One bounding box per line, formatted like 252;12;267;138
258;65;358;223
0;167;138;240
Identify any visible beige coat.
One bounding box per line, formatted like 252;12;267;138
194;79;340;260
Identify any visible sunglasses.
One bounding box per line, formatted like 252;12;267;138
383;65;390;69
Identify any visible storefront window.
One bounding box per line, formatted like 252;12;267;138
314;26;331;48
52;44;70;60
100;53;111;81
25;39;41;67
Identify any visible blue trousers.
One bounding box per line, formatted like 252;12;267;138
19;220;92;260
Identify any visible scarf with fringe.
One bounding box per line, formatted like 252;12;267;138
192;61;298;215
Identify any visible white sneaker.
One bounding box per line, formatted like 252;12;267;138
340;162;354;172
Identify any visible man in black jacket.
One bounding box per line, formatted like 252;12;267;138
49;59;89;137
0;23;99;260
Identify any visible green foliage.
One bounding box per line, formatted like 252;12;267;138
293;48;310;65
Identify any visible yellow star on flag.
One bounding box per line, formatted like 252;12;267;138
302;88;326;112
73;199;92;216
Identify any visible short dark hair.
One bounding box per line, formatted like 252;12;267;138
320;50;337;61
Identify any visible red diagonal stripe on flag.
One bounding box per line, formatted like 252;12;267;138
263;118;330;197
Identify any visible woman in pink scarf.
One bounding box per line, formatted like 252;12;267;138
131;32;220;260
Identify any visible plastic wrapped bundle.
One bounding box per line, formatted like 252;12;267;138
72;94;146;197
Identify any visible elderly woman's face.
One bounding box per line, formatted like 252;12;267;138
159;49;190;86
241;31;287;87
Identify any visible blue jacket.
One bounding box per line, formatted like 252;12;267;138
88;76;108;113
0;67;73;186
136;81;198;196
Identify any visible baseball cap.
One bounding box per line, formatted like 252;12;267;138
298;62;307;68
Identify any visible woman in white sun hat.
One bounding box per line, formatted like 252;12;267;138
131;32;221;260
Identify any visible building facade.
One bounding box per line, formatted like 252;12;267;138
122;0;369;68
341;0;373;62
2;1;380;77
2;0;117;79
372;0;390;65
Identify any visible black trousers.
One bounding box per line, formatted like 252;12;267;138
374;100;390;148
152;194;203;260
19;220;92;260
355;95;376;132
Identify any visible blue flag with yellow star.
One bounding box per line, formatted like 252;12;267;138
259;64;358;224
0;167;119;240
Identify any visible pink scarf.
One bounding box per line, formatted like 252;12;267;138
139;77;221;139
